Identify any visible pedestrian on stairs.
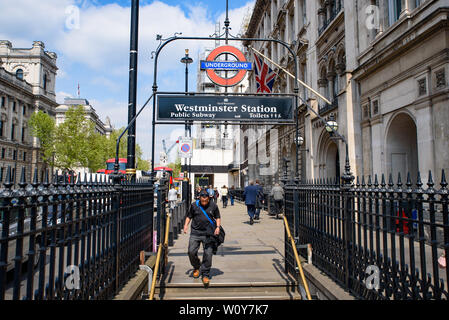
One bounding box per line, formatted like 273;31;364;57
243;180;263;225
183;188;221;287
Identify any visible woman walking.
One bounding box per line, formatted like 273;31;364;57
220;185;229;208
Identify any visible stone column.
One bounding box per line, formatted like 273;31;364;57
415;101;435;183
370;117;384;177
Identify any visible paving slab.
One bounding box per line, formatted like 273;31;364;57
162;202;295;286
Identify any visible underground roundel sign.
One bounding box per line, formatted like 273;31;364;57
200;45;252;87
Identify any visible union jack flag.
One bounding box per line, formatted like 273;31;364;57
254;53;277;93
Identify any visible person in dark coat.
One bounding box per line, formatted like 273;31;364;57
229;186;235;206
254;179;264;220
243;180;263;225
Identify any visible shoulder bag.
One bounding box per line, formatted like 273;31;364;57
196;200;225;245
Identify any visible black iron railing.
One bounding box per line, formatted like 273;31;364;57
318;98;338;115
0;167;156;300
284;170;449;300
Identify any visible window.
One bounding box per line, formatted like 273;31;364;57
16;69;24;80
302;0;307;26
13;149;17;160
1;148;4;159
363;105;370;118
23;152;27;162
43;74;48;91
418;78;427;96
11;124;15;140
1;97;5;108
388;0;402;26
332;73;339;99
0;167;3;182
21;127;25;143
13;101;16;112
22;105;26;116
435;69;446;89
0;120;3;137
372;100;379;115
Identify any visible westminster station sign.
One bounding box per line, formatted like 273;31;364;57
157;95;294;122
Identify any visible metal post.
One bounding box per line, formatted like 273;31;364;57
294;88;299;182
341;143;355;289
127;0;139;177
180;49;193;184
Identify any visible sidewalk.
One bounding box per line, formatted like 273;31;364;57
164;201;294;285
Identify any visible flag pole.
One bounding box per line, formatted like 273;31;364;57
248;45;332;105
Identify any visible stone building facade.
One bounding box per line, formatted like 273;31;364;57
0;40;58;185
56;98;113;138
241;0;448;185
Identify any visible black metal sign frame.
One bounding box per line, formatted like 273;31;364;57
114;4;304;179
155;91;296;125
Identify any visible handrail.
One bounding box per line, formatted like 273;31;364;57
283;215;312;300
149;211;171;300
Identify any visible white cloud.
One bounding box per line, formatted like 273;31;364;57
56;91;75;104
0;0;254;162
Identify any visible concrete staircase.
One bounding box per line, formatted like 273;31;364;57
154;280;302;300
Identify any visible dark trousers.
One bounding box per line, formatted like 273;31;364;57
230;196;234;205
275;199;283;214
246;204;256;219
188;234;214;278
222;195;228;208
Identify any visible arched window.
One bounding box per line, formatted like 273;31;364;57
16;69;23;80
332;72;339;99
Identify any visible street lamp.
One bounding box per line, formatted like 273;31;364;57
180;49;193;184
325;113;339;136
180;49;193;92
296;136;309;152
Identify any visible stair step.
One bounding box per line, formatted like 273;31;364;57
154;281;302;300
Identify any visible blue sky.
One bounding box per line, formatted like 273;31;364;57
0;0;254;164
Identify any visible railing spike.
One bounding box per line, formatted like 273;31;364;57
53;170;59;185
406;172;411;184
374;174;379;187
44;169;49;186
397;172;402;186
19;166;26;186
427;170;434;188
381;173;386;187
388;173;394;186
4;166;12;188
441;169;447;188
32;167;39;185
368;175;372;186
361;175;365;187
417;171;423;188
